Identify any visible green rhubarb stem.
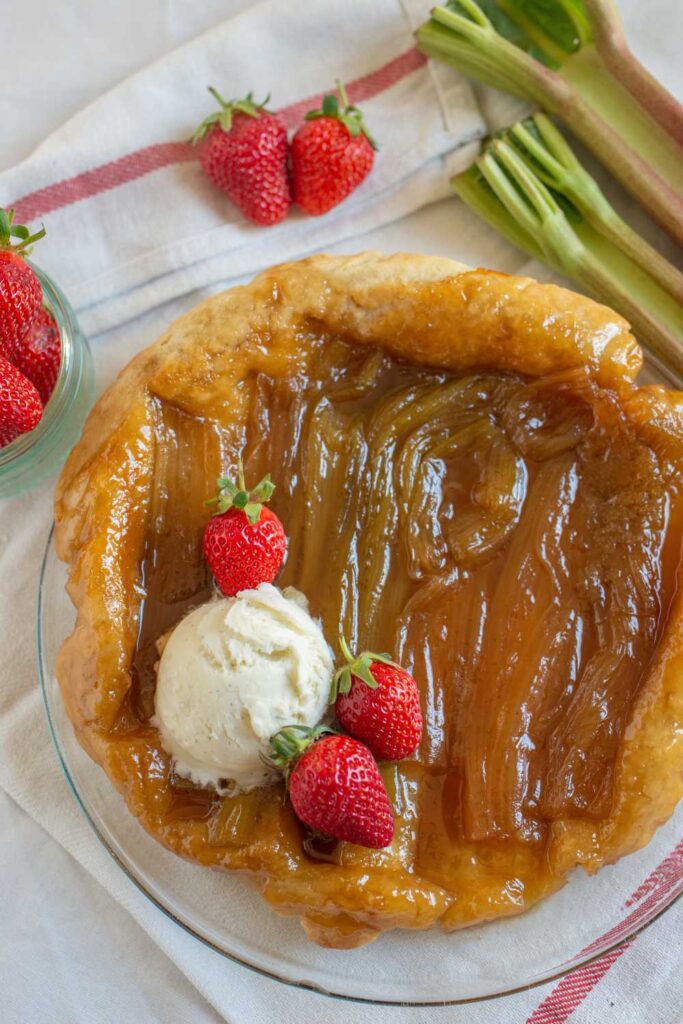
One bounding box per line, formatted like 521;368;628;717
480;142;586;265
458;141;683;383
417;4;683;247
420;9;570;107
454;166;549;265
576;246;683;384
583;0;683;147
560;48;683;219
494;137;683;343
507;114;683;307
574;191;683;310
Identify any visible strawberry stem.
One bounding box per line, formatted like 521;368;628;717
331;636;397;700
205;457;276;523
207;85;229;108
336;79;350;109
338;634;354;665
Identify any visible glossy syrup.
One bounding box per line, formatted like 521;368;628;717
130;337;683;922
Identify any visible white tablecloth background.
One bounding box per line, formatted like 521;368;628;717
1;1;681;1021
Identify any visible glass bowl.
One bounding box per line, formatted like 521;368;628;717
0;266;94;498
37;528;683;1006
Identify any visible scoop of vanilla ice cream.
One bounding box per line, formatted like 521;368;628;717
153;584;333;794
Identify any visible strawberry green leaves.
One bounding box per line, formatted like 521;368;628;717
331;635;397;699
0;208;45;255
268;724;337;774
304;80;378;150
206;458;275;524
192;89;271;143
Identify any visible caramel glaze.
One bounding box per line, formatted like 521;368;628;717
123;336;683;943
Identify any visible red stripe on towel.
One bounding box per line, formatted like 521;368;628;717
527;839;683;1023
10;47;427;222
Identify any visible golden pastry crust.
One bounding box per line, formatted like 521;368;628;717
55;252;683;946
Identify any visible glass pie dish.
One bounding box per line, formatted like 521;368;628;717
37;525;683;1006
41;250;683;1003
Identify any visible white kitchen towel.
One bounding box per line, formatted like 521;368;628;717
0;0;483;337
1;0;683;1021
2;290;682;1023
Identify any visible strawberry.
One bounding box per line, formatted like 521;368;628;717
13;307;61;405
193;89;291;225
203;460;287;596
0;208;46;362
269;726;394;849
332;638;423;761
0;355;43;448
291;81;377;216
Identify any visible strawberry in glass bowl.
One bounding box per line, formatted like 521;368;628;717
0;209;94;498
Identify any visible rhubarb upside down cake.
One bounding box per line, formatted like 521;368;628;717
55;253;683;948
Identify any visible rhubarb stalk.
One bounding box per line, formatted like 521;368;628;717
417;0;683;246
453;122;683;382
